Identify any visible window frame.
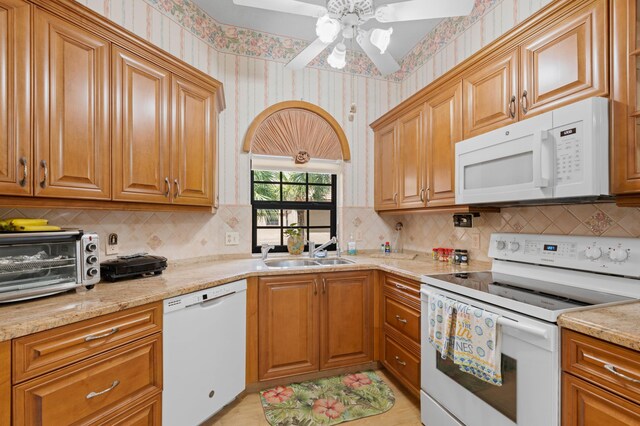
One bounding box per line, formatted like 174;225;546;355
251;171;337;254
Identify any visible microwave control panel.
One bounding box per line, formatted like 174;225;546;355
553;123;583;185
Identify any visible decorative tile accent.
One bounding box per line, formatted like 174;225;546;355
584;211;615;235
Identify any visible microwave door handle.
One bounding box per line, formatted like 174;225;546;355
533;130;551;188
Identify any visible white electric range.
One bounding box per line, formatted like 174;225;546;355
420;233;640;426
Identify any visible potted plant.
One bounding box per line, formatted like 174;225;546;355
284;225;304;255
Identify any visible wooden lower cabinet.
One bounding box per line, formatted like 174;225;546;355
94;394;162;426
562;330;640;425
380;273;421;398
258;271;373;381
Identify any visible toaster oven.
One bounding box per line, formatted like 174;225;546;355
0;230;100;303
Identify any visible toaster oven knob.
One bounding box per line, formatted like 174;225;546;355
87;267;98;277
86;243;98;252
87;255;98;264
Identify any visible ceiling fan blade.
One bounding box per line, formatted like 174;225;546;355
285;38;331;70
375;0;474;22
233;0;327;18
357;32;400;76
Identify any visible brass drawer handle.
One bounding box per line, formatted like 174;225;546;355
84;327;119;342
322;277;327;294
313;279;318;295
19;157;28;187
419;188;425;202
86;380;120;399
164;177;170;198
604;364;640;384
395;315;408;324
395;283;419;294
395;356;406;366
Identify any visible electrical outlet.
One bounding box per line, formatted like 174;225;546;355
106;233;119;255
225;232;240;246
471;233;481;250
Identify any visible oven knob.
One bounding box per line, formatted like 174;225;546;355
87;255;98;264
508;242;520;252
608;248;628;262
585;246;602;260
86;243;97;252
87;268;98;277
496;240;506;250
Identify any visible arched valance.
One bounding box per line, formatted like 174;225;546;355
242;101;351;162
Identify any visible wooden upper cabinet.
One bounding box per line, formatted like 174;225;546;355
462;48;519;139
611;0;640;195
519;0;607;118
258;275;319;380
171;76;216;206
33;9;111;199
397;105;426;209
374;122;398;210
319;271;372;370
0;0;30;196
112;47;171;204
426;81;462;207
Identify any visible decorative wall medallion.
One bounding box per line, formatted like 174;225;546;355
295;151;311;164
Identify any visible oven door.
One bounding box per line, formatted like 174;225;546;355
455;113;554;205
420;285;559;426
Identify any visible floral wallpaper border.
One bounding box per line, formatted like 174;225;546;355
143;0;504;81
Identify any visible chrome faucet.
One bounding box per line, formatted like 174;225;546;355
261;244;275;261
309;236;338;258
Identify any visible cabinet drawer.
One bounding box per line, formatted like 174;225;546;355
13;302;162;383
93;393;162;425
13;333;162;426
383;335;420;394
384;295;420;344
382;274;420;304
563;330;640;404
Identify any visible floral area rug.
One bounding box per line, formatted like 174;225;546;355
259;371;395;426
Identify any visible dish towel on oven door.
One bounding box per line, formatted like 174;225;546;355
427;293;456;359
453;302;503;386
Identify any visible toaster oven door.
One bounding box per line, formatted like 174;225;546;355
0;232;81;302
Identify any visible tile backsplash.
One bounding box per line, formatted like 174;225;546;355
2;203;639;262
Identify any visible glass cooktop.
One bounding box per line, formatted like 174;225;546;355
427;271;631;312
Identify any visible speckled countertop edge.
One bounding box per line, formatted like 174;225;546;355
558;301;640;351
0;255;489;342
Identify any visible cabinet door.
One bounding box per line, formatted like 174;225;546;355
397;105;426;209
171;76;215;206
0;0;30;196
112;47;171;203
319;271;372;370
426;81;462;207
462;48;519;139
34;10;110;199
258;275;319;380
611;0;640;194
374;122;398;210
519;0;607;118
562;373;640;425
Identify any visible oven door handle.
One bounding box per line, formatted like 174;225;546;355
420;288;548;339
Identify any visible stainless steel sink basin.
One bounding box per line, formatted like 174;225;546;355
313;258;355;265
263;258;355;268
263;259;321;268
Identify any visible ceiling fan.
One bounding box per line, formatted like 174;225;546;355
232;0;475;76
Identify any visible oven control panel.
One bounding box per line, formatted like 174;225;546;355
489;233;640;278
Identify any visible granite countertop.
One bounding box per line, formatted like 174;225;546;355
0;254;490;342
558;302;640;352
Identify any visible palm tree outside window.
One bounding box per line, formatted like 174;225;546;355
251;170;337;253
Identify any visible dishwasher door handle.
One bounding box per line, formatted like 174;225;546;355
197;291;237;309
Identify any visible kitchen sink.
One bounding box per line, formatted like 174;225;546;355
263;258;355;268
313;258;355;265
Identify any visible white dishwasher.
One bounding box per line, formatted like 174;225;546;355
163;279;246;426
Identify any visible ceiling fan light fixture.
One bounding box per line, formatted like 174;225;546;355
370;27;393;54
316;14;341;43
327;42;347;69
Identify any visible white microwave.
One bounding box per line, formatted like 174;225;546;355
455;97;609;205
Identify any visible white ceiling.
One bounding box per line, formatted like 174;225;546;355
191;0;442;60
